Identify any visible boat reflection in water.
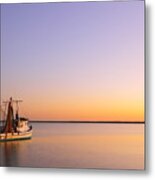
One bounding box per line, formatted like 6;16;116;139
1;141;20;167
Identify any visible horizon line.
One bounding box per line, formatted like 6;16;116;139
29;120;145;124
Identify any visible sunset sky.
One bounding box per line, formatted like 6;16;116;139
1;1;144;121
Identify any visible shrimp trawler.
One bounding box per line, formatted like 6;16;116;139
0;97;32;142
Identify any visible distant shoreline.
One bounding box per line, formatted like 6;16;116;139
30;120;145;124
0;120;145;124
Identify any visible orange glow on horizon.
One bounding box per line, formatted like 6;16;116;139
19;91;144;122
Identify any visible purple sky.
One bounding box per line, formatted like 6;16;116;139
1;1;144;121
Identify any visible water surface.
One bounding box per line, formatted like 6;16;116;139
0;123;144;170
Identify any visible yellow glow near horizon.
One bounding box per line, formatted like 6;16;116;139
19;89;144;121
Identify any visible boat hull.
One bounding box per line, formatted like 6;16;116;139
0;130;32;142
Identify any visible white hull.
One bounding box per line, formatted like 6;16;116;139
0;130;32;141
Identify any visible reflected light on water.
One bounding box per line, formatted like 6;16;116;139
0;123;144;170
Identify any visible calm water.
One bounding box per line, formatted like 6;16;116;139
0;123;144;170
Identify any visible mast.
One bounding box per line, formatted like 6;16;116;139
3;97;14;134
1;97;23;135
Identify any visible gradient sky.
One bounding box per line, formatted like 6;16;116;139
1;1;144;121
